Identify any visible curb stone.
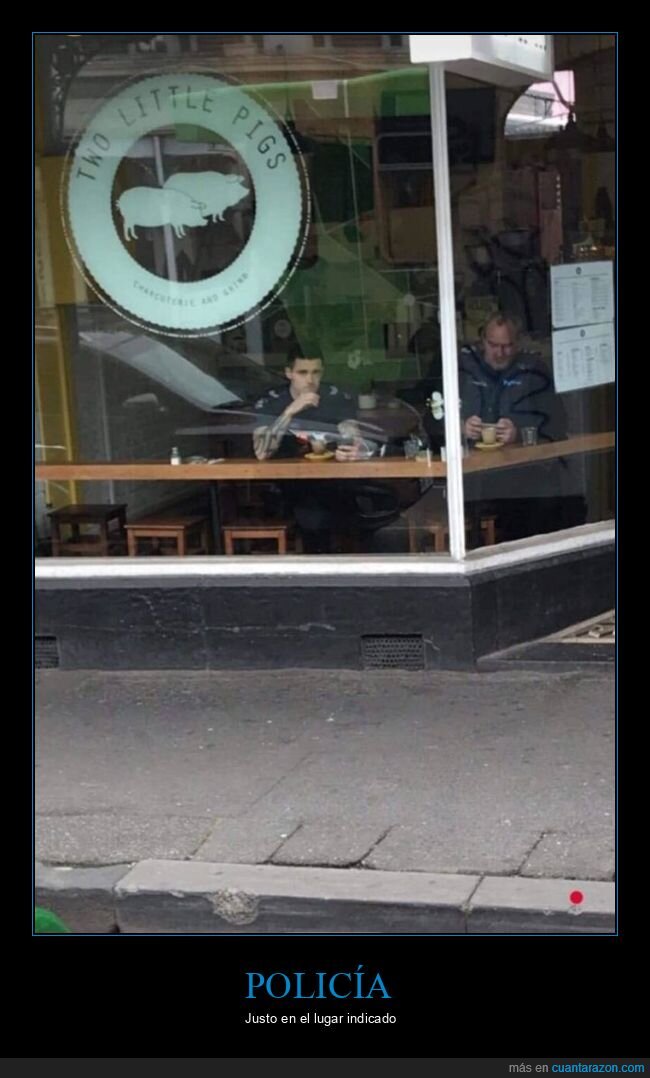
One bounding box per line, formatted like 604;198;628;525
35;861;133;933
467;875;615;933
35;860;615;934
114;860;476;933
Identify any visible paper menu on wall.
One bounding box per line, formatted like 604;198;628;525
552;322;615;394
550;261;614;329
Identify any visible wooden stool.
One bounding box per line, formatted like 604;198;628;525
222;520;302;555
407;513;497;553
49;503;127;556
479;516;497;547
126;516;209;557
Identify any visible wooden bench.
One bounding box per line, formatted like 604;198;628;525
49;503;127;556
404;489;497;554
126;516;209;556
407;513;496;553
222;520;302;555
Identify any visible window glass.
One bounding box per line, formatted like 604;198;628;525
35;34;614;558
451;38;614;546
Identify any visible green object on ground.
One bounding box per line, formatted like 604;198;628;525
35;906;71;933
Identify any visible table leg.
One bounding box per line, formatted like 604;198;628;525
209;482;223;554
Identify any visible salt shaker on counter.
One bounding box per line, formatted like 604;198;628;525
170;446;181;465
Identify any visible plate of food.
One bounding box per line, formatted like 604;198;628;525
304;451;335;461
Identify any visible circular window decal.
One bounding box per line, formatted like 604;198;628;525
63;73;309;336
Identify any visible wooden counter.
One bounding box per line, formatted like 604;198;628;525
35;433;615;482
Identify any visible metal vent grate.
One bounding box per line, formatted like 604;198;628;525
35;636;60;669
361;635;425;670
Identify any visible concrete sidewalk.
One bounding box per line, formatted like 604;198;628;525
35;667;615;934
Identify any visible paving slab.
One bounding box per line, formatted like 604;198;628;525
364;822;542;875
520;829;615;881
194;813;302;863
271;820;388;867
36;813;214;865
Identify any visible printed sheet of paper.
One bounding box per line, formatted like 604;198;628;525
552;322;615;393
550;261;614;329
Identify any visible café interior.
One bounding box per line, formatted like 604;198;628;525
35;34;615;561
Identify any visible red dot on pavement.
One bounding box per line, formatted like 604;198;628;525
569;890;584;904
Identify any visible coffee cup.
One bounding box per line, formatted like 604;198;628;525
481;424;497;445
310;437;327;455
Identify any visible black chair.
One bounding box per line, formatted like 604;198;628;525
346;483;401;535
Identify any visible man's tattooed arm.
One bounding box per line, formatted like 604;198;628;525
253;412;292;460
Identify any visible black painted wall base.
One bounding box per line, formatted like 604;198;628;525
36;546;614;671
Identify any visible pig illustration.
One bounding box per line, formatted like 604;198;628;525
116;187;208;240
164;171;249;223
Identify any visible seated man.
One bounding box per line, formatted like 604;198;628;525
459;313;585;541
460;312;565;446
253;349;371;463
252;349;377;552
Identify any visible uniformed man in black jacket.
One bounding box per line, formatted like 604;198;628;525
460;313;566;446
459;314;585;542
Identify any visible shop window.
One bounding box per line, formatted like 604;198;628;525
35;34;614;560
